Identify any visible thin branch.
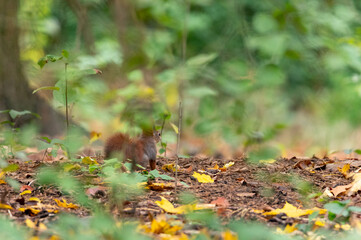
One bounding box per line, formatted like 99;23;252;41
175;100;182;191
65;63;69;131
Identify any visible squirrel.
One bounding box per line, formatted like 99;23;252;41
104;129;161;170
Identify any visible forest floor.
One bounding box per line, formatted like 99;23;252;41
1;152;361;239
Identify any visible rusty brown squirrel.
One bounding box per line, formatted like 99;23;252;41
104;129;161;170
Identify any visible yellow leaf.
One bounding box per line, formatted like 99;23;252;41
0;203;13;210
25;219;36;229
89;131;101;144
192;172;214;183
259;159;276;164
82;157;98;165
141;214;183;236
208;164;219;170
155;197;184;214
147;182;174;191
48;235;61;240
170;122;179;134
223;230;238;240
253;209;264;214
20;190;32;195
334;223;351;231
28;197;41;203
63;163;81;172
25;219;47;232
0;179;6;184
29;237;40;240
314;219;325;227
263;202;326;218
338;164;350;177
162;164;179;172
220;162;235;171
284;223;297;233
18;207;40;214
54;198;78;209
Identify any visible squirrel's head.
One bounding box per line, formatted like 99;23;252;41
153;130;161;143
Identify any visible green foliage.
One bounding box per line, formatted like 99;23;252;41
325;200;361;223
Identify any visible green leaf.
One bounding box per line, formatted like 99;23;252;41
32;86;60;94
37;55;63;69
40;136;52;144
348;206;361;213
253;13;278;34
2;164;19;173
159;148;166;154
62;49;69;59
9;110;40;119
37;57;47;69
188;86;218;98
354;149;361;155
0;110;10;114
149;169;161;178
186;53;217;67
158;174;174;181
324;202;349;217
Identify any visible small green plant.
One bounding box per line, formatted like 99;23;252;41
325;200;361;223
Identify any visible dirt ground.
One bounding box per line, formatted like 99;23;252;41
1;153;359;230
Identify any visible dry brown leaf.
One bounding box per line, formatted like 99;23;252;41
237;192;255;197
330;183;353;197
293;159;313;170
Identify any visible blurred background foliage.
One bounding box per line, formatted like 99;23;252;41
13;0;361;156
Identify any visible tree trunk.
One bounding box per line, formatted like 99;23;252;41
0;0;64;136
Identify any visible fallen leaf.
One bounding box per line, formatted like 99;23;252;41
259;159;276;164
184;165;193;173
277;223;297;234
54;198;78;209
0;203;13;209
211;197;229;208
63;163;81;172
142;214;183;235
18;207;41;215
25;219;36;229
0;179;6;184
25;219;47;231
20;185;34;192
82;156;98;165
293;159;312;170
223;230;237;240
338;164;350;177
263;202;327;218
220;162;235;171
330;183;353;197
162;164;179;172
208;164;219;170
147;182;174;191
236;192;255;197
28;197;41;203
155;197;184;214
20;190;32;196
192;172;214;183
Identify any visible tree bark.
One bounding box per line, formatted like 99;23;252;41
0;0;64;136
